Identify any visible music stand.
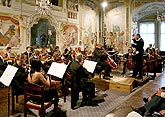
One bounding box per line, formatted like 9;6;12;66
0;65;18;117
83;60;97;73
47;62;68;79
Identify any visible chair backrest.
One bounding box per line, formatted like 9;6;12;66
64;72;72;87
24;83;45;105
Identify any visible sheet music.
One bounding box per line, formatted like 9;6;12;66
83;60;97;73
0;65;18;86
47;62;68;78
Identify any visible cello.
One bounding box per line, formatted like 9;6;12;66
102;49;118;70
126;54;135;69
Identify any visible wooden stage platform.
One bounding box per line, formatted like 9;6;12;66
90;75;150;93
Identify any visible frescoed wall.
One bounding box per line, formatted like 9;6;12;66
60;24;78;50
81;5;98;49
105;4;126;53
0;16;20;47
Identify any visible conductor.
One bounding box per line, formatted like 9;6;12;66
132;34;144;79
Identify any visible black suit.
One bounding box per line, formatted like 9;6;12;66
0;57;7;76
68;60;95;109
24;52;32;64
92;48;111;77
132;38;144;78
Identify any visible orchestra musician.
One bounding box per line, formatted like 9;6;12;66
63;48;72;63
67;55;96;109
144;48;157;77
0;50;7;89
132;34;144;79
5;46;12;58
145;44;153;53
27;59;59;103
53;46;61;62
11;53;28;93
121;47;135;75
155;48;162;73
24;46;33;65
92;43;112;80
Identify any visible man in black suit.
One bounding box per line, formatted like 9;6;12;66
132;34;144;79
24;46;33;64
68;55;95;109
0;50;7;89
0;50;7;74
92;43;112;79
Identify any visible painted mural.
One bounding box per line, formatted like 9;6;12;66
83;7;97;48
0;16;20;47
105;5;126;53
60;24;78;50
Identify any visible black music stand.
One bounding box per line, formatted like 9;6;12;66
0;65;18;117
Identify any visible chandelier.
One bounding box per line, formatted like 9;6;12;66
35;0;52;15
157;10;165;22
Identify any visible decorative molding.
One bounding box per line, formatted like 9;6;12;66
132;2;165;22
27;13;59;45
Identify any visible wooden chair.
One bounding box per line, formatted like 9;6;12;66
62;72;72;102
11;79;24;111
24;83;58;117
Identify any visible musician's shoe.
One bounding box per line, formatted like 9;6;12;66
121;72;125;75
80;101;87;107
71;104;80;110
103;76;112;80
143;97;148;103
131;75;136;78
137;76;143;79
86;101;98;106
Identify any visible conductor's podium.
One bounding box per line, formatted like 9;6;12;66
109;77;136;93
90;76;136;93
90;77;110;90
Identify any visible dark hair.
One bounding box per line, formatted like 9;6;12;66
136;34;141;38
161;87;165;90
30;60;42;76
6;47;11;50
64;48;69;54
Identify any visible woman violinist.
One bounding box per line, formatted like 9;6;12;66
27;59;59;102
155;48;162;73
144;48;157;77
